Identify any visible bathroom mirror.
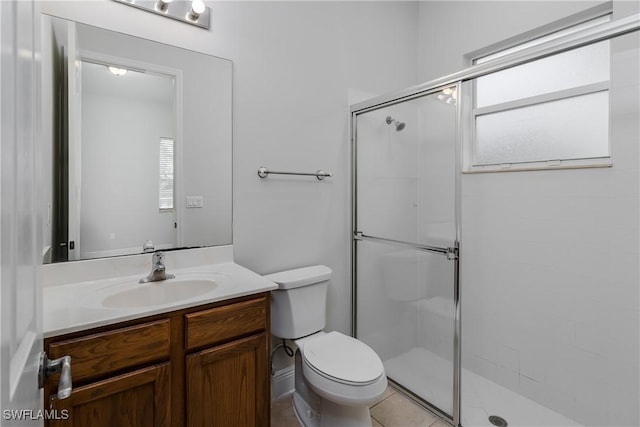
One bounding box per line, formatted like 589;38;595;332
42;15;232;263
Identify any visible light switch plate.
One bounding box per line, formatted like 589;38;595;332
186;196;204;208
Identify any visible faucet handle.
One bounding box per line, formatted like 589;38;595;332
143;240;155;253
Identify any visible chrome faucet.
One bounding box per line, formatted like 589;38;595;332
140;252;175;283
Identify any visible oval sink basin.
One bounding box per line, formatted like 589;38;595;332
102;278;217;308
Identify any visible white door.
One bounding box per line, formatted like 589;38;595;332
0;0;43;425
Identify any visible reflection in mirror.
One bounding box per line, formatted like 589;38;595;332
42;15;233;263
79;61;176;260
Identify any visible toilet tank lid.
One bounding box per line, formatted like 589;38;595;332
264;265;332;290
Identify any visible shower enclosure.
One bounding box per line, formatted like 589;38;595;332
351;11;639;427
351;85;461;424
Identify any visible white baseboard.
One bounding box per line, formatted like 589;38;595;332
271;366;295;401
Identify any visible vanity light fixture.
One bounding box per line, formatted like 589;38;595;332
111;0;210;30
155;0;172;13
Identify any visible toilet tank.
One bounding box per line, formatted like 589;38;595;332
265;265;332;339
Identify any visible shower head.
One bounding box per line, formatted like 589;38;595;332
386;116;406;131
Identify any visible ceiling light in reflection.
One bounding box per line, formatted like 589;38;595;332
108;66;128;76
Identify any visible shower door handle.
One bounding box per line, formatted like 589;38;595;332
353;232;455;258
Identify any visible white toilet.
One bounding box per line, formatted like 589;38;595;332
266;265;387;427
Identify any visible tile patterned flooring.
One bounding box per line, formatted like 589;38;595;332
271;385;450;427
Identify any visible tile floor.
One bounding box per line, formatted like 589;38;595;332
271;385;450;427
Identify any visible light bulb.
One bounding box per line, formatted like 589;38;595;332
192;0;205;14
188;0;205;21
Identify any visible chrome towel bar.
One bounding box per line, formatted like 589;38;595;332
257;166;332;180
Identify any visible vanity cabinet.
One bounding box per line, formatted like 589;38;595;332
44;293;270;427
185;297;270;427
187;334;268;427
49;363;171;427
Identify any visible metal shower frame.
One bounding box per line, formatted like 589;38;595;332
349;12;639;427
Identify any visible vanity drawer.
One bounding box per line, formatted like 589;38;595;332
185;296;267;350
48;319;171;383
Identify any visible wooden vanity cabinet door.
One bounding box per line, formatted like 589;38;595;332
186;333;269;427
48;362;171;427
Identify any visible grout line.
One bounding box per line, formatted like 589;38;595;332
370;388;396;410
370;386;444;427
370;386;398;427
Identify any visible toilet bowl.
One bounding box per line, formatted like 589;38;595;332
291;332;387;427
266;266;387;427
299;331;387;405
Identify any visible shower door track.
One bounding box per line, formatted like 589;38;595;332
350;13;639;115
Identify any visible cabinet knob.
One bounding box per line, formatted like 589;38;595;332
38;352;72;399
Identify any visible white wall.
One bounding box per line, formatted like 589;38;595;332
418;2;639;426
39;1;419;336
221;1;419;336
81;85;175;258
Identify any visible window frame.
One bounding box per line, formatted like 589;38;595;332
463;3;614;173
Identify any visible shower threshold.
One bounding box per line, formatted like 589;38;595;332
384;347;583;427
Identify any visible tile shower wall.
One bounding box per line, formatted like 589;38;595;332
418;2;639;426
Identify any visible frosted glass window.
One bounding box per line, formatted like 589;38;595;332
475;91;609;165
468;13;612;171
476;42;609;108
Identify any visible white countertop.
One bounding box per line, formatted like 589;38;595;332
43;261;277;338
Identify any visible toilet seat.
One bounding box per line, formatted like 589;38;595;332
302;331;384;386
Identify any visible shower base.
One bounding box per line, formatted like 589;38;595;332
384;347;582;427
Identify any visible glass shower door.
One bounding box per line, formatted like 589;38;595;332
353;86;459;420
